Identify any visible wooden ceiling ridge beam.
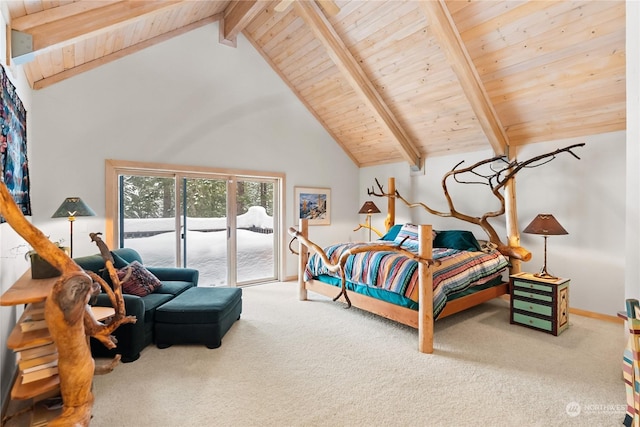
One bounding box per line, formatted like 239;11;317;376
293;0;421;168
13;0;189;54
418;0;509;157
220;0;270;48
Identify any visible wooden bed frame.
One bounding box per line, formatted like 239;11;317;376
295;178;510;354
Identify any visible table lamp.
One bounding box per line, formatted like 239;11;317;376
52;197;96;257
358;201;381;242
523;213;568;279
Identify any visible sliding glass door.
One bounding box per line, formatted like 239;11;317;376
182;177;229;286
234;178;276;284
117;169;280;287
120;174;178;267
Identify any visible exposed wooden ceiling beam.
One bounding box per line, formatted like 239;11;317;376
11;0;125;31
418;0;509;156
220;0;269;48
275;0;340;16
293;0;422;168
32;15;220;90
12;0;187;54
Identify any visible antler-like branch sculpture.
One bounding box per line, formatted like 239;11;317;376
84;233;137;353
368;143;585;260
288;226;438;307
0;182;135;426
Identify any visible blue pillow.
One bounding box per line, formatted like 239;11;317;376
379;224;402;241
433;230;482;252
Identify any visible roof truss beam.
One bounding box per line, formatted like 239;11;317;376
32;15;220;90
220;0;269;48
294;0;421;168
11;0;188;54
418;0;509;156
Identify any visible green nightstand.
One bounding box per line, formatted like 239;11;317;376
510;272;570;336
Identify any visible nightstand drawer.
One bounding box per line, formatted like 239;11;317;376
512;280;553;293
513;289;553;303
513;299;552;317
513;312;553;332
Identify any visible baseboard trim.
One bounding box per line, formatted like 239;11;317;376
570;307;623;324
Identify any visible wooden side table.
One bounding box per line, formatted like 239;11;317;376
510;272;570;336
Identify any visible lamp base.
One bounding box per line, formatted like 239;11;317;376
534;265;558;280
534;236;558;280
533;272;559;280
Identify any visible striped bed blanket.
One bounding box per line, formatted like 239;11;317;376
304;242;509;318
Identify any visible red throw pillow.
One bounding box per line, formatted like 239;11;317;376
117;261;162;297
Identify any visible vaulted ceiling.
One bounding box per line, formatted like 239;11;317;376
4;0;626;167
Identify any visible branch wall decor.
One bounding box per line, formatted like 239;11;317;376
368;143;585;261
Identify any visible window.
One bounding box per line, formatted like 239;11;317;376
105;160;285;286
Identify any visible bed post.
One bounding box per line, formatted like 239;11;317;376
298;219;309;300
386;177;396;231
418;224;434;353
504;172;521;275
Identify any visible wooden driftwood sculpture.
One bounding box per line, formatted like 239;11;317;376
369;143;585;261
0;183;135;426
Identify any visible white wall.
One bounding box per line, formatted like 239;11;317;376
360;131;627;317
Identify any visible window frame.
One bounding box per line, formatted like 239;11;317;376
105;159;286;283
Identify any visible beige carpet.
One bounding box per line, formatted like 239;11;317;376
91;282;626;427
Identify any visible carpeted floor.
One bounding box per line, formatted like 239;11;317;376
91;281;626;427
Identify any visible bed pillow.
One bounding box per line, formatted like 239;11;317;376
392;224;440;249
393;223;419;247
117;261;163;297
433;230;482;252
379;224;402;241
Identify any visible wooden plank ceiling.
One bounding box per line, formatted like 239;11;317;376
5;0;626;167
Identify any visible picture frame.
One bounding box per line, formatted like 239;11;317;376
294;186;331;226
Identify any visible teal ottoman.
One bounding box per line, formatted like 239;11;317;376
154;287;242;349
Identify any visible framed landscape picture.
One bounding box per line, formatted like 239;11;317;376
294;186;330;226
